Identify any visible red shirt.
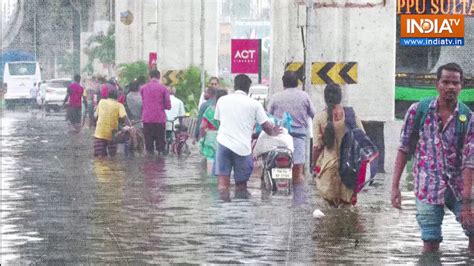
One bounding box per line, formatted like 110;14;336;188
100;84;115;99
118;94;126;104
68;82;84;108
140;79;171;123
100;85;108;99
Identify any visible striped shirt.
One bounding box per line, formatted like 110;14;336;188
399;97;473;204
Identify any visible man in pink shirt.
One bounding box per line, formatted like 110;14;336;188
63;74;87;133
141;69;172;155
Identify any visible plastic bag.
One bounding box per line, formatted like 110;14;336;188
253;128;294;157
255;112;292;135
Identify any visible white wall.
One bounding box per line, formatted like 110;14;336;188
271;0;396;122
115;0;143;64
115;0;219;75
270;0;305;94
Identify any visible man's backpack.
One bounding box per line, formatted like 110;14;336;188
407;98;471;159
339;107;379;191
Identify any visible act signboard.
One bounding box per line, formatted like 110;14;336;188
231;39;261;75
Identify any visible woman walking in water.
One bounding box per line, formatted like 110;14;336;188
312;84;365;207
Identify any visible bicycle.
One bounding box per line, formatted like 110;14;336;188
165;117;191;156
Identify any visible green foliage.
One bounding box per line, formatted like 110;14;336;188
83;25;115;74
175;65;206;117
117;61;149;89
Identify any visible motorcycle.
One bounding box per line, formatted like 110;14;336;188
253;127;294;195
261;147;294;194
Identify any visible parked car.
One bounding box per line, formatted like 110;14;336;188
38;78;72;112
249;85;269;107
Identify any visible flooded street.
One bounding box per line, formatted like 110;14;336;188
1;109;472;264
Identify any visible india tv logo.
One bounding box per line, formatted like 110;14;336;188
400;14;464;46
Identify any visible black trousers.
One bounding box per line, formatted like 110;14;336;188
143;123;166;154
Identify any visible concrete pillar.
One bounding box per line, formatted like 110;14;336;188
115;0;141;65
272;0;396;118
87;0;110;31
270;0;305;94
2;0;25;50
271;0;396;172
115;0;218;75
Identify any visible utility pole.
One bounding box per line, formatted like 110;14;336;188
155;0;159;59
33;2;37;60
304;0;313;92
200;0;206;95
305;0;314;173
140;0;144;60
70;0;82;75
109;0;113;22
157;0;163;71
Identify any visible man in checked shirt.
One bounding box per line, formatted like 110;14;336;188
391;63;473;253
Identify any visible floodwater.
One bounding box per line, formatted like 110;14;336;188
1;109;473;264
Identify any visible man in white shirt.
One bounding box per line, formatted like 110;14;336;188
214;74;280;197
165;86;186;136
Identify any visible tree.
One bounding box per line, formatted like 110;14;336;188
83;25;115;76
175;65;207;116
117;61;149;89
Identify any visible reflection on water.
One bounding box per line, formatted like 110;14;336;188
143;158;166;204
1;114;43;263
92;159;127;262
1;110;473;264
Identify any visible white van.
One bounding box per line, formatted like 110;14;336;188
3;61;41;106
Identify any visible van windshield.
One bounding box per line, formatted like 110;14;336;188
8;63;36;76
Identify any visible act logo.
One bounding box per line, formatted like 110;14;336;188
234;50;256;60
401;14;464;38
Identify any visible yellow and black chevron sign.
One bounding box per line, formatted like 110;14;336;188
311;62;358;85
162;70;183;86
284;62;304;84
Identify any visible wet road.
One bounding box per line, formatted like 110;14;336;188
1;109;472;264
